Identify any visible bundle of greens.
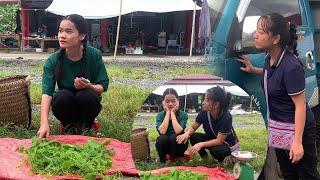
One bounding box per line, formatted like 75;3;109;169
140;170;206;180
20;137;113;177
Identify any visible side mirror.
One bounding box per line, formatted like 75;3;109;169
242;16;260;49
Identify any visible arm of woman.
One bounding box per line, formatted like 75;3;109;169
171;111;183;134
37;94;52;139
238;55;263;74
89;83;104;94
157;110;171;135
74;49;109;94
194;133;227;150
176;122;200;144
74;78;104;94
171;103;185;134
290;91;306;163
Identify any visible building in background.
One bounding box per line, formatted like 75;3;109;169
142;74;257;113
2;0;202;54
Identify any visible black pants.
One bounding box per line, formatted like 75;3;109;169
311;104;320;162
155;134;188;163
275;123;320;180
190;132;230;162
52;89;101;132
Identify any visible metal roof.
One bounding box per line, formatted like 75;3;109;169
166;74;232;85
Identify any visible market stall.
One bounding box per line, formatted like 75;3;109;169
0;34;21;50
46;0;201;57
21;36;58;52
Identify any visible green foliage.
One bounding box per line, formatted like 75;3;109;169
149;65;211;80
107;65;148;81
236;127;267;169
0;118;40;139
30;83;42;104
0;4;19;33
140;170;206;180
98;84;149;142
101;84;149;121
106;64;210;82
21;137;113;177
0;71;10;77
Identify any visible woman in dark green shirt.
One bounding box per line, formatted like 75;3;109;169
156;88;188;163
37;14;109;139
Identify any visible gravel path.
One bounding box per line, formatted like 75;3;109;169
0;51;208;90
0;51;205;63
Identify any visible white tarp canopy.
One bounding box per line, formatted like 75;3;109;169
46;0;201;19
152;85;249;97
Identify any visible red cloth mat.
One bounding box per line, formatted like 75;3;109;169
0;135;139;179
147;166;234;180
0;135;234;180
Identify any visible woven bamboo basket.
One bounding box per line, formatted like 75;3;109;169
0;75;31;128
131;128;150;161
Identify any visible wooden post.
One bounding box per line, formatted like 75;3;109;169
189;0;197;56
113;0;123;60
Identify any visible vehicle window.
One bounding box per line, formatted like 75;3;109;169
310;1;320;61
310;1;320;28
207;0;227;34
227;0;304;56
243;0;304;26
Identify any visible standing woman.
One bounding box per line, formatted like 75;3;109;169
177;86;238;162
238;13;319;179
156;88;188;163
37;14;109;138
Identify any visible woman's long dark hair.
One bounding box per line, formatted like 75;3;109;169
258;13;298;56
206;86;231;116
55;14;88;84
162;88;180;120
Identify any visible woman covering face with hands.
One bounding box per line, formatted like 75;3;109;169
37;14;109;139
155;88;188;163
176;86;238;162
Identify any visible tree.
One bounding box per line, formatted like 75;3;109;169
0;4;19;33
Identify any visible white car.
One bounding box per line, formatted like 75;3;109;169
230;109;248;115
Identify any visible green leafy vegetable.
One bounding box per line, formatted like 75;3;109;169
140;169;206;180
21;137;112;177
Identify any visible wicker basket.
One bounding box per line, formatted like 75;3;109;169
0;75;31;128
131;128;150;161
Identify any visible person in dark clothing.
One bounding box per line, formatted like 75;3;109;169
177;86;239;162
14;9;21;34
156;88;188;163
238;13;319;180
37;14;109;139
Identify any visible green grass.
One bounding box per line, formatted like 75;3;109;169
107;65;148;81
0;59;5;67
29;60;44;77
236;127;267;168
0;116;39;139
0;71;10;77
101;84;149;121
99;84;149;142
232;114;265;126
30;83;42;104
149;65;210;79
107;64;211;82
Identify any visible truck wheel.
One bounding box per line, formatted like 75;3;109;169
311;104;320;162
